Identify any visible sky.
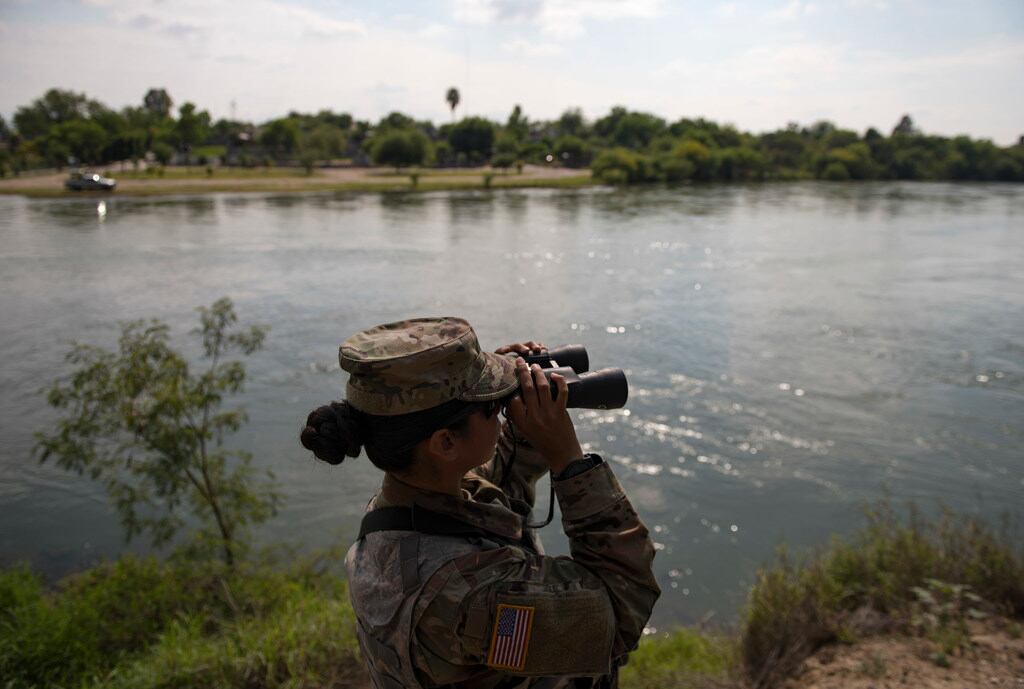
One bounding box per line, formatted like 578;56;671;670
1;0;1023;143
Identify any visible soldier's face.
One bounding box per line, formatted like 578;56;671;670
455;406;503;471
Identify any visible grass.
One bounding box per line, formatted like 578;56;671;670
0;550;360;689
2;504;1020;688
620;629;736;689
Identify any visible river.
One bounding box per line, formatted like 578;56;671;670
1;183;1021;626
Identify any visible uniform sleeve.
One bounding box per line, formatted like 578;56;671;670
411;461;660;681
471;420;550;509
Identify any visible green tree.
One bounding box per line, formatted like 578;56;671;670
505;104;529;142
259;118;300;159
370;129;430;170
446;87;460;121
557;108;586;138
34;298;278;568
14;89;90;140
143;88;174;120
152;142;174;166
377;111;416;131
48;119;109;165
610;112;666;149
304;124;347;163
449;117;495;165
672;139;716;181
715;146;766;181
174;102;211;155
892;114;919;137
591;147;655;185
554;136;588;168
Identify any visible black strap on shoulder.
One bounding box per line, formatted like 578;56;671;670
359;504;500;541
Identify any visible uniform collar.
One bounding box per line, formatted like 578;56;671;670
375;472;524;542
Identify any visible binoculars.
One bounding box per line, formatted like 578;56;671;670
509;345;628;410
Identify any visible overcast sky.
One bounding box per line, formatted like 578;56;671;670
2;0;1022;143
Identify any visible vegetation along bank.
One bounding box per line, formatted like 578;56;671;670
1;87;1023;197
3;299;1022;687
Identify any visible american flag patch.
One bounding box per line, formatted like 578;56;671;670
486;604;535;671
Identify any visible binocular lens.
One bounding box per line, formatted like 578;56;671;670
535;366;628;410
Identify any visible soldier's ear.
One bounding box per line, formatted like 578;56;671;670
423;429;458;462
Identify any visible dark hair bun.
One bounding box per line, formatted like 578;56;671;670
300;401;365;465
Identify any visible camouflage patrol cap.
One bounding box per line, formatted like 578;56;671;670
339;317;518;416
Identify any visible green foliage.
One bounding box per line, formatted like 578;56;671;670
592;147;655;185
303;124;347;163
554;136;589;168
0;554;359;689
822;161;851;181
5;87;1024;183
174;102;211;154
739;504;1024;688
34;298;278;567
448;117;495;164
370;129;430;169
910;578;987;657
445;87;460;118
259;118;300;158
151;142;174;165
48;119;109;165
14;88;92;140
143;89;174;120
505;104;529;142
620;629;734;689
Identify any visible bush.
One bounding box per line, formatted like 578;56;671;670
591;147;656;185
448;117;495;165
0;553;360;689
821;161;850;181
671;140;716;181
370;129;430;170
740;504;1024;688
620;629;733;689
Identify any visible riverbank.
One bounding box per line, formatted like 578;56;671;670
2;505;1020;688
0;165;594;197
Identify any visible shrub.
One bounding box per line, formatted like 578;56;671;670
370;129;430;170
591;147;655;185
821;161;850;181
0;553;359;689
740;504;1024;688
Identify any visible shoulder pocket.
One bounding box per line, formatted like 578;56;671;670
485;589;614;676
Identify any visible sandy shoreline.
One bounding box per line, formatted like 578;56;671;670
0;165;593;197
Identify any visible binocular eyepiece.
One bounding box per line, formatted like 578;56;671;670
509;345;628;410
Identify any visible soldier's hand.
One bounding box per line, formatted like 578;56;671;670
494;341;545;357
505;357;582;475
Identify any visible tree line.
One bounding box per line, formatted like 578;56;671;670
1;87;1022;183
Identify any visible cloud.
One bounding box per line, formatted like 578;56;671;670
417;22;450;38
502;37;562;56
84;0;365;43
768;0;818;21
713;2;739;19
453;0;663;38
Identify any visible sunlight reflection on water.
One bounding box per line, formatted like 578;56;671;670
0;183;1022;624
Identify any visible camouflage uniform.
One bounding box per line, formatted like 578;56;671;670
340;318;661;689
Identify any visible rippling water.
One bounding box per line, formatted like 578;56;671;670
1;183;1022;625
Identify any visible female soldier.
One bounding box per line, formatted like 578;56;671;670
300;317;659;689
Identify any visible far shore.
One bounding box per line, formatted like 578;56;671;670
0;165;594;198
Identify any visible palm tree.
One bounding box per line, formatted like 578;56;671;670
446;87;460;122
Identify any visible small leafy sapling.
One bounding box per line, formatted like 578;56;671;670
34;298;279;568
